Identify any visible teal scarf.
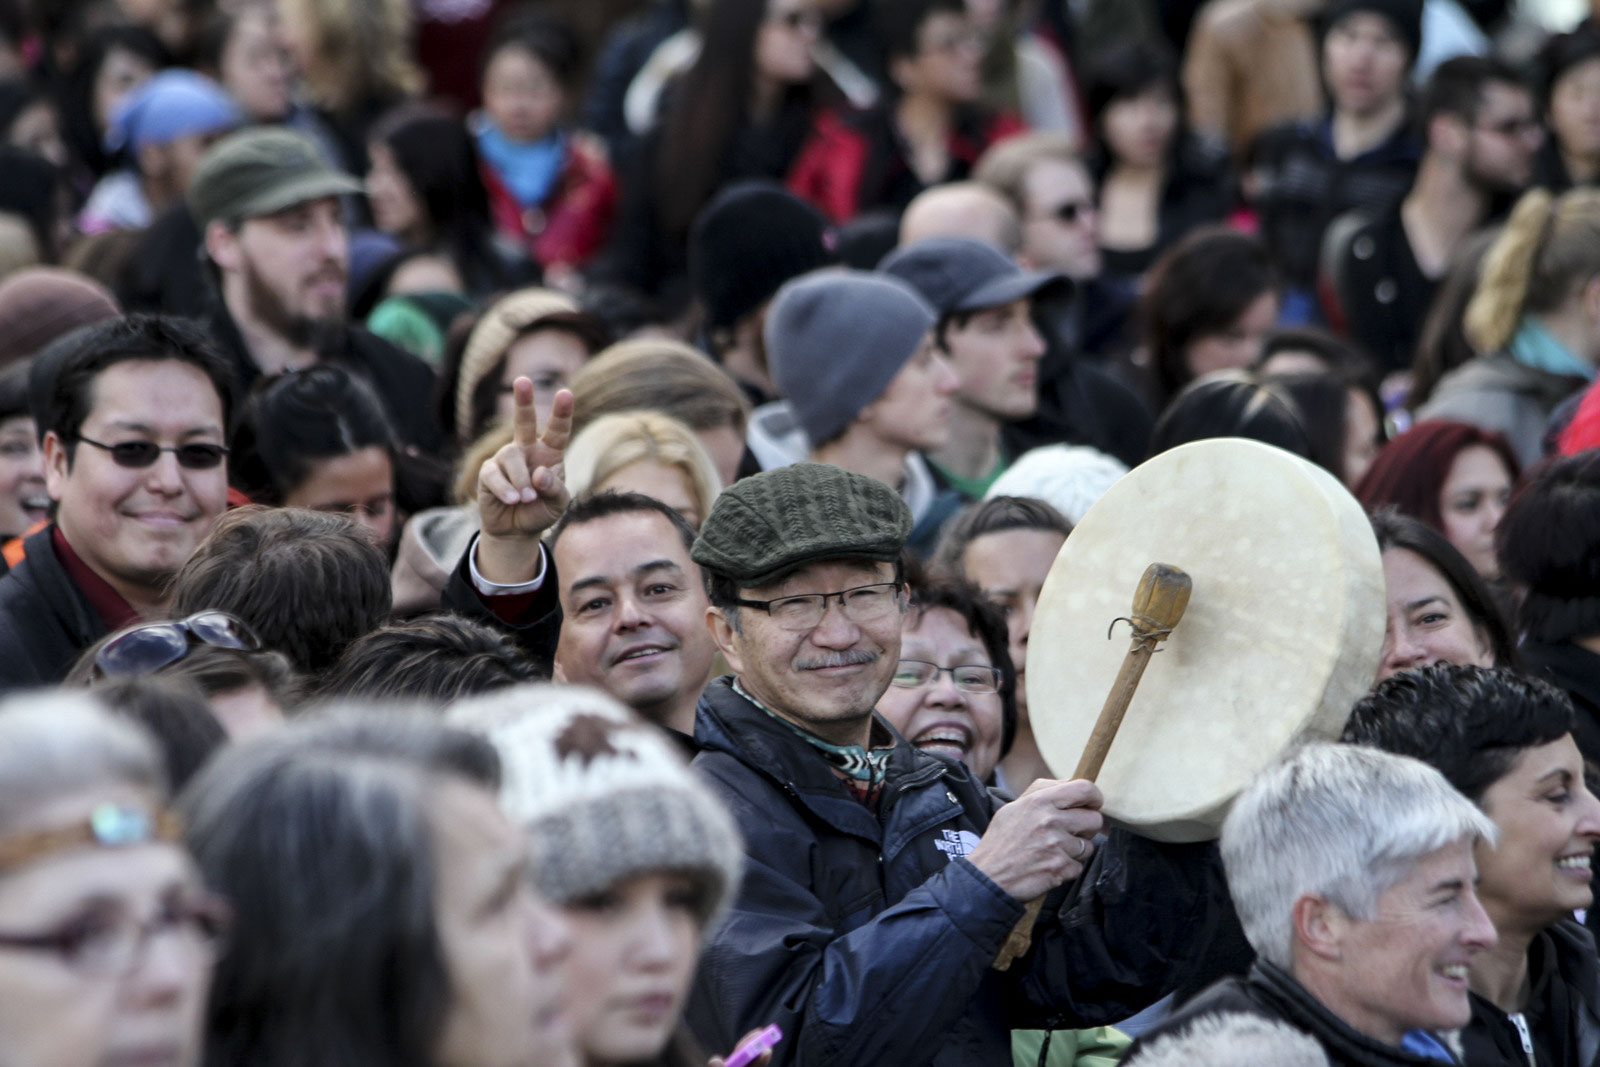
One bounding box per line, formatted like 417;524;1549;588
1510;318;1596;380
733;678;893;787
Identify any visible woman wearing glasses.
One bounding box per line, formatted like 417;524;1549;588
875;574;1013;785
0;694;226;1067
873;574;1134;1067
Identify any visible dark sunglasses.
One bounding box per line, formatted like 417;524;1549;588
1052;200;1094;224
93;611;262;680
1475;116;1542;138
771;7;822;30
76;436;229;470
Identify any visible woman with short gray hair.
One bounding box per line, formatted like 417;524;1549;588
1344;665;1600;1066
0;693;224;1067
1127;743;1498;1066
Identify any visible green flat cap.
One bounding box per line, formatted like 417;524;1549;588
692;462;912;587
187;127;363;229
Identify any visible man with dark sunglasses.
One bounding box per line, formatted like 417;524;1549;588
0;315;233;693
1324;55;1540;378
968;134;1153;467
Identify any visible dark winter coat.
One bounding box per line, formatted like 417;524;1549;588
0;527;107;694
685;676;1222;1067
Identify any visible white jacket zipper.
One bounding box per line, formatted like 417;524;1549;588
1509;1011;1536;1067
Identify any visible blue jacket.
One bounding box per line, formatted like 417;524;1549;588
685;676;1222;1067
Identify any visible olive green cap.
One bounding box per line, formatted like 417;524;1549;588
186;127;363;229
691;462;912;588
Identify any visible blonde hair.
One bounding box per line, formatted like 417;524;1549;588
564;411;722;527
454;288;583;447
452;422;512;505
571;339;749;437
279;0;423;113
1465;187;1600;354
972;132;1082;216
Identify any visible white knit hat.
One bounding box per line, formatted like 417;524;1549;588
985;444;1128;525
446;683;742;929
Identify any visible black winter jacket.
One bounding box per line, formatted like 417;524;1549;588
1464;919;1600;1067
1128;959;1463;1066
685;677;1221;1067
201;302;444;456
0;527;108;694
439;538;563;676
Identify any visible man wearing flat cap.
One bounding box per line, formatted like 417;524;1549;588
188;126;442;452
683;462;1218;1067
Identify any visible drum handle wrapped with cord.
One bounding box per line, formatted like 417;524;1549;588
992;563;1192;971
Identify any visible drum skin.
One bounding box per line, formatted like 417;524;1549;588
1027;438;1385;842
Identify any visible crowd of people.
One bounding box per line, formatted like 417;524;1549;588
5;0;1600;1065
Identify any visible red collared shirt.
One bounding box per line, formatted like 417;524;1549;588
51;526;140;631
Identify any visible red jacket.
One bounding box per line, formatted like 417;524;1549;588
787;104;1024;223
483;132;618;269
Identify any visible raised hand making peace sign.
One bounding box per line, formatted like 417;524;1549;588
475;377;573;584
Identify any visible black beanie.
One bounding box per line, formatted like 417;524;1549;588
1320;0;1424;65
689;180;835;332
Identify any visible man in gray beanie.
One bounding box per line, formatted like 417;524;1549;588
762;269;961;555
682;460;1220;1067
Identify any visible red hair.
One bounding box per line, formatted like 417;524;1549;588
1356;420;1521;530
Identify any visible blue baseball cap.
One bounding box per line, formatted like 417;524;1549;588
106;70;244;155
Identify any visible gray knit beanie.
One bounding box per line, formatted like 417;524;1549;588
764;269;936;445
446;683;743;931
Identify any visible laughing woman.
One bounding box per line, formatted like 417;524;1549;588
1345;665;1600;1066
450;684;745;1067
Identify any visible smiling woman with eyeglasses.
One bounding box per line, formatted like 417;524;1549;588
0;693;224;1067
875;575;1016;785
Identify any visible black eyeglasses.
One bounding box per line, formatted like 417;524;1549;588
891;659;1003;694
76;436;228;470
730;582;902;632
93;611;261;680
1051;201;1095;225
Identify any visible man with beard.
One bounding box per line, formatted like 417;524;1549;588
1324;56;1543;377
187;127;442;452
